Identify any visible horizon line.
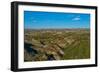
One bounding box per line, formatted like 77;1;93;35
24;28;90;30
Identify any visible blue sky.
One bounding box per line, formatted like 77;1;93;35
24;11;90;29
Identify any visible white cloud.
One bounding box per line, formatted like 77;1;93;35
72;16;80;21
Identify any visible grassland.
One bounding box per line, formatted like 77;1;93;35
24;29;90;62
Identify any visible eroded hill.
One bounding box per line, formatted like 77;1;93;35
24;29;90;62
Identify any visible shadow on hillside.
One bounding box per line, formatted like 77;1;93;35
24;42;38;56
